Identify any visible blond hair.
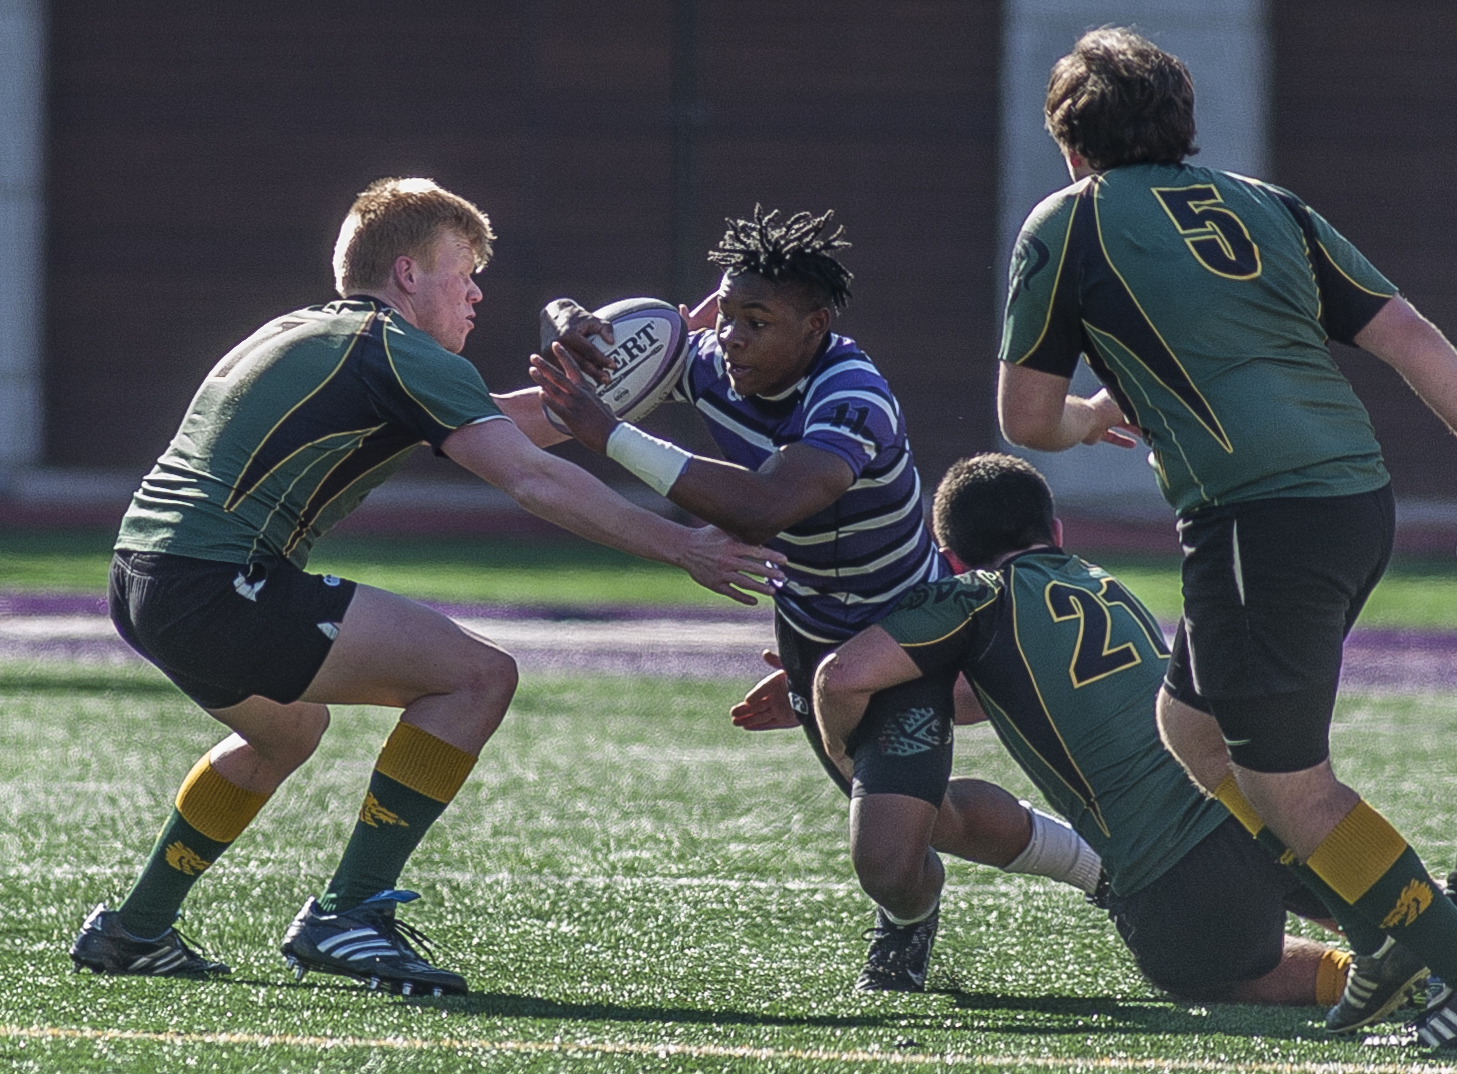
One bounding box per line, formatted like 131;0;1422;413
332;178;495;296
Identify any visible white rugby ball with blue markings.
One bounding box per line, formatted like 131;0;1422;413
544;297;693;432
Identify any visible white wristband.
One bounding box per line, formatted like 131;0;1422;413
605;422;692;496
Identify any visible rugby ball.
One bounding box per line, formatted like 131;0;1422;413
544;297;692;432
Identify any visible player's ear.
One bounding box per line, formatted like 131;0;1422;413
806;307;831;336
393;254;419;293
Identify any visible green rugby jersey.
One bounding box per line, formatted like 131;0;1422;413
878;549;1225;896
117;298;505;567
1001;163;1394;514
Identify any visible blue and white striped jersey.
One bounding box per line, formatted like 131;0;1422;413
675;330;947;643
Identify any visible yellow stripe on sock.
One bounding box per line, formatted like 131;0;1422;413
1314;948;1353;1007
375;722;478;804
1305;800;1409;905
175;755;270;844
1213;775;1264;836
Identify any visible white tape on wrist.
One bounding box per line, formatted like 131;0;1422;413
605;423;692;496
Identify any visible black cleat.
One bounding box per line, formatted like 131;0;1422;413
1416;983;1457;1048
70;903;230;977
1326;937;1428;1034
280;890;467;996
855;905;938;993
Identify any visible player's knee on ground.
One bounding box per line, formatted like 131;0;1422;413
1106;817;1292;1003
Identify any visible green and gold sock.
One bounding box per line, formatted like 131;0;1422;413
1315;948;1354;1006
318;722;478;914
1213;775;1384;955
1306;798;1457;980
118;754;270;938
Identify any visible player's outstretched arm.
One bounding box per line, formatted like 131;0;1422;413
489;388;572;449
998;363;1139;451
491;293;642;450
442;417;785;604
813;625;923;780
1356;295;1457;437
530;349;854;545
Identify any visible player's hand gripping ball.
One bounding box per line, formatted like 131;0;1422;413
543;298;694;433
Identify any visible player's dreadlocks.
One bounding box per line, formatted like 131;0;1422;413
708;205;854;312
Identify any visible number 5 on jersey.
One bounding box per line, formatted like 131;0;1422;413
1152;185;1262;280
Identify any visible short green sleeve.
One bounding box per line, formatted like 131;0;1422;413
879;573;1004;674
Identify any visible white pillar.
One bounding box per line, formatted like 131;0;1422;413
998;0;1271;511
0;0;46;476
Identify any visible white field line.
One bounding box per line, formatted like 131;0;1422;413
0;615;116;639
2;1025;1452;1073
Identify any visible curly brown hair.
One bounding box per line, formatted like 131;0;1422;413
1044;27;1198;172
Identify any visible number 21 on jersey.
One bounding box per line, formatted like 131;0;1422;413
1045;577;1168;688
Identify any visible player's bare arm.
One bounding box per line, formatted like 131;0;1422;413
812;625;923;780
731;648;982;732
442;417;785;604
998;363;1139;451
530;348;854;546
1355;294;1457;436
953;675;989;726
489;388;574;449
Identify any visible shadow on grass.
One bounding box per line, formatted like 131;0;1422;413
216;975;1332;1044
409;991;924;1031
260;977;956;1031
941;988;1323;1042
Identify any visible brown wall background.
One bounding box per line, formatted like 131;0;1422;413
44;0;1002;485
1271;1;1457;497
43;3;1457;497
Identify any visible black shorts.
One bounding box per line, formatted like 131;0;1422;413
775;612;955;807
109;550;358;709
1104;816;1327;1000
1163;485;1394;773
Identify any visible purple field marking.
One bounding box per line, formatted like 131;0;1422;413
4;593;1457;690
0;591;770;623
0;593;109;616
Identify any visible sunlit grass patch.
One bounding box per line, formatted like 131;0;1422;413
3;665;1456;1071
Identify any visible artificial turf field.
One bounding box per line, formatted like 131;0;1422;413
5;532;1457;1071
3;663;1457;1072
